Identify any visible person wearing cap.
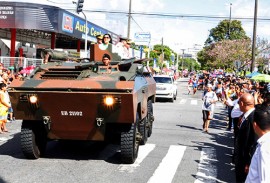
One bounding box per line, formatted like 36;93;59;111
202;83;218;133
116;37;131;59
96;34;103;44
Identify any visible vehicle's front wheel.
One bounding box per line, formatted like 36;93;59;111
120;113;140;164
21;121;47;159
139;117;148;145
147;100;154;137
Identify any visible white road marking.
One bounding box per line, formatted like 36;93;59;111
194;147;223;183
0;137;9;142
147;145;186;183
216;103;224;107
191;100;198;105
118;143;156;173
179;99;187;104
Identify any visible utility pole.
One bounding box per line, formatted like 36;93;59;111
251;0;258;72
147;44;150;67
181;49;185;77
174;43;182;73
161;37;164;63
127;0;132;39
228;3;232;38
176;52;179;72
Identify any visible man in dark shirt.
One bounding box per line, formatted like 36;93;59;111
102;54;111;66
234;93;257;182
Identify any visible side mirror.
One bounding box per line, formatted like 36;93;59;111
136;65;144;75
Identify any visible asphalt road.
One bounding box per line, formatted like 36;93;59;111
0;78;236;183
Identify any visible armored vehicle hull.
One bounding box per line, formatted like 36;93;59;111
9;60;156;163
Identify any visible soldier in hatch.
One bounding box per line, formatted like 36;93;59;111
102;54;111;66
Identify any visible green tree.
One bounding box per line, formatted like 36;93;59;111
198;19;250;69
206;39;252;70
197;47;212;70
205;20;249;45
150;44;177;69
180;57;199;71
153;44;173;62
178;57;200;71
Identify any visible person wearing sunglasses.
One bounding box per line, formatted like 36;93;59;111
99;33;112;50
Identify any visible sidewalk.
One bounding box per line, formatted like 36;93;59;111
0;120;21;143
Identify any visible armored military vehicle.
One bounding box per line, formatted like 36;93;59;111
8;45;156;164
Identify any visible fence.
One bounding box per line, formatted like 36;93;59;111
0;57;43;72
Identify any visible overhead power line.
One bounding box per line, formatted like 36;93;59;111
130;16;144;31
63;9;270;21
46;0;74;5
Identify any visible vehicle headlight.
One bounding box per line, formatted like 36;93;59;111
19;94;39;109
104;96;114;106
102;95;121;107
29;95;38;104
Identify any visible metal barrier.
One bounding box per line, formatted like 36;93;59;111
0;57;43;72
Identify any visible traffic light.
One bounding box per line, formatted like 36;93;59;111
76;0;84;13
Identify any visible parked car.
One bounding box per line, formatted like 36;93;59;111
153;75;177;102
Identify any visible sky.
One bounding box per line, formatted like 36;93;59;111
4;0;270;52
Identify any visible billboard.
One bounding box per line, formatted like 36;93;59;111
0;5;15;27
0;2;119;44
134;32;151;46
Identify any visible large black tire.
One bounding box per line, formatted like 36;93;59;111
21;121;47;159
139;117;148;145
120;113;140;164
147;100;154;137
174;91;177;100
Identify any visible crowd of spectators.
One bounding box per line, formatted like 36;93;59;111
0;63;17;133
192;72;270;182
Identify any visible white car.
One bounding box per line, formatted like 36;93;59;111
153;75;177;102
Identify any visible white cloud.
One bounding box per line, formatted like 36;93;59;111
132;0;164;12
